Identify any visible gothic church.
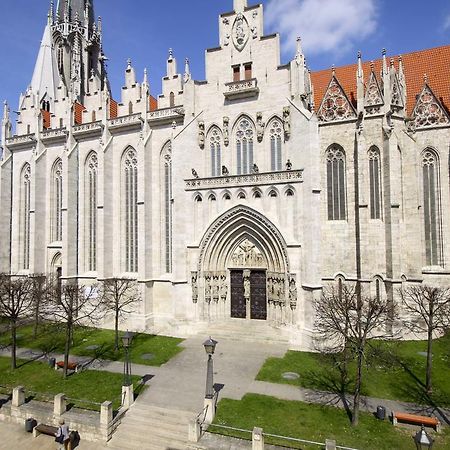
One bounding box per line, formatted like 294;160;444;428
1;0;450;347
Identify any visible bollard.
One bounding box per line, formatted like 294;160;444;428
121;385;134;410
54;393;66;416
252;427;264;450
12;386;25;407
100;401;113;426
325;439;337;450
188;420;201;443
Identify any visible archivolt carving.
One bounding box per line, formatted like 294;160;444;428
197;206;290;273
231;239;265;268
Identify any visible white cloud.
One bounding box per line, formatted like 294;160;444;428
265;0;378;58
444;14;450;30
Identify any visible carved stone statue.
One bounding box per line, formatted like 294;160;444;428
256;112;264;142
286;159;292;171
191;272;198;303
283;107;291;139
205;275;211;304
213;275;220;301
198;121;205;149
223;117;230;146
220;274;228;301
252;163;259;174
244;277;250;298
222;165;229;176
289;274;297;308
191;168;199;179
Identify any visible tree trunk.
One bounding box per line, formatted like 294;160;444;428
63;323;71;379
11;319;17;370
426;327;433;393
351;347;364;427
114;310;119;352
33;301;40;339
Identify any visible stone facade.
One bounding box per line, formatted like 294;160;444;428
1;0;450;347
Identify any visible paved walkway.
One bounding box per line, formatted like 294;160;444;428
0;421;107;450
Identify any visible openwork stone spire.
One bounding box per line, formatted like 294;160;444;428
412;82;450;129
317;74;356;122
364;67;384;115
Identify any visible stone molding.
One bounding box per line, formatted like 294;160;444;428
147;106;185;125
224;78;259;99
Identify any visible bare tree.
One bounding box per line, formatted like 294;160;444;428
43;280;103;378
0;274;34;369
314;283;394;427
399;284;450;394
101;278;141;351
29;273;52;339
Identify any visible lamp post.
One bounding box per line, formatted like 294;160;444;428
203;336;218;399
414;426;434;450
122;330;133;387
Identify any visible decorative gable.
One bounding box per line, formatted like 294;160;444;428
412;83;450;129
364;71;384;115
317;75;357;122
391;75;404;110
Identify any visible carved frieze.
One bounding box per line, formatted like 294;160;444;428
231;239;265;268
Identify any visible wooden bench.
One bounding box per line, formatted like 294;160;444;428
393;411;441;432
55;361;79;372
33;423;58;438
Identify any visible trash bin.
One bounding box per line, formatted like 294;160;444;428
48;357;56;368
25;418;37;433
376;405;386;420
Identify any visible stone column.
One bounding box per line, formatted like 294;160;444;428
12;386;25;407
54;393;66;416
100;401;113;426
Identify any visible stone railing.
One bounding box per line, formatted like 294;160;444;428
108;113;143;130
40;127;68;142
73;121;103;137
185;169;303;191
5;133;36;148
224;78;259;99
147;106;185;125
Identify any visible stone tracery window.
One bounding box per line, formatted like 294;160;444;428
413;85;450;129
326;145;346;220
422;149;442;266
21;164;31;270
269;119;283;171
123;147;138;273
209;127;222;177
236;118;254;175
51;159;63;242
86;152;98;271
368;147;382;220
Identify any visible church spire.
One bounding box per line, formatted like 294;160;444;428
56;0;94;28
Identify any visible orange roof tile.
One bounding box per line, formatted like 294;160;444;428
311;45;450;116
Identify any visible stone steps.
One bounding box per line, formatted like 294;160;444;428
108;404;200;450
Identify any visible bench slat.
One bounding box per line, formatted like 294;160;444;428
35;424;58;435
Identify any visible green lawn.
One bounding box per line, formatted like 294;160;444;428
0;323;184;366
257;334;450;407
0;356;142;411
211;394;450;450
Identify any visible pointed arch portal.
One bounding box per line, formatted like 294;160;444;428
196;206;292;321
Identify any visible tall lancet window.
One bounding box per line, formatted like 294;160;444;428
269;119;283;171
51;159;63;242
368;146;382;219
422;149;442;266
161;142;173;273
236;118;254;175
21;164;31;270
326;145;346;220
123;148;138;273
86;152;98;272
209;127;222;176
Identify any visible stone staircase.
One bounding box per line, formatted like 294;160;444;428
108;403;205;450
201;318;290;345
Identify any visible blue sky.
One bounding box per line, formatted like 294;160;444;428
0;0;450;113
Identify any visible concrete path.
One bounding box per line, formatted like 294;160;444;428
0;421;107;450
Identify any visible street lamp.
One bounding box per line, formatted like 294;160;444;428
122;330;133;387
203;336;218;399
414;426;434;450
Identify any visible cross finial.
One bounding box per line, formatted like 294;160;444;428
127;58;132;69
168;48;173;59
424;73;428;84
331;64;336;76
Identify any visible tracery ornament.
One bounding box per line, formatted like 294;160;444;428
364;70;384;115
317;76;356;122
209;127;222;177
391;76;404;110
236;117;254;175
412;84;450;129
232;13;249;51
269;119;283;171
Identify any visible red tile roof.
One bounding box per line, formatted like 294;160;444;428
74;102;85;125
311;45;450;116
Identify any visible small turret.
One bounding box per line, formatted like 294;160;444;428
356;51;365;114
125;59;136;88
167;48;177;78
184;58;191;83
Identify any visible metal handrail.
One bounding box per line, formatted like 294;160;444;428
207;423;252;435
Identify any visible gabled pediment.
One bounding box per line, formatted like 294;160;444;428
317;75;357;122
365;71;384;114
412;83;450;129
